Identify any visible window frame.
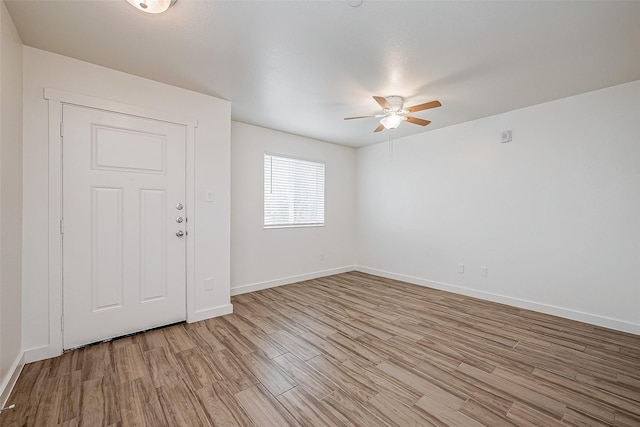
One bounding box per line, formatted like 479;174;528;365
263;152;326;229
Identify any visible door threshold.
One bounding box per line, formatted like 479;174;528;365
63;320;186;353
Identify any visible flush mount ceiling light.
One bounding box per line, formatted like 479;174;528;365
345;96;442;132
126;0;176;14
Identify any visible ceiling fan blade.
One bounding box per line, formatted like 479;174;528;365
344;115;377;120
374;124;385;132
406;100;441;113
373;96;391;110
406;116;431;126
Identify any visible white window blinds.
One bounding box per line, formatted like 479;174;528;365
264;154;325;228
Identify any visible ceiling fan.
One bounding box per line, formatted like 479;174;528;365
345;96;442;132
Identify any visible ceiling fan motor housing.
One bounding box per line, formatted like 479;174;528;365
385;96;404;112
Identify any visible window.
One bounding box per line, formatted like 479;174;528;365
264;154;325;228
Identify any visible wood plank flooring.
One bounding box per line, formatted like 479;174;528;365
2;271;640;426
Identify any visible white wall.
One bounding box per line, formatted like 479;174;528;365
357;80;640;334
231;122;356;294
0;0;23;402
22;47;232;358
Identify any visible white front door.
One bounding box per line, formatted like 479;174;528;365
62;104;187;350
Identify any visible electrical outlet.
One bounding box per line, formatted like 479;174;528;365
481;267;488;277
457;263;464;274
320;253;325;261
204;277;215;290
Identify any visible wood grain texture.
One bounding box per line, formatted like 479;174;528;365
2;271;640;426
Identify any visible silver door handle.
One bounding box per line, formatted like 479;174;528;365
176;230;184;237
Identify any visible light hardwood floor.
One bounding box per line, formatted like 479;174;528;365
2;272;640;426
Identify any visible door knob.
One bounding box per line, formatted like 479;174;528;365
176;230;184;237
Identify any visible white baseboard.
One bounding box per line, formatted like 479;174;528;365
188;303;234;323
356;266;640;336
231;265;357;296
0;352;25;408
23;344;61;364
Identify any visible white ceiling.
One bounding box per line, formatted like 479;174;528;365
6;0;640;147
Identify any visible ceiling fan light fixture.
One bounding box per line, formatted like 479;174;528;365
126;0;176;14
380;114;406;129
345;95;441;133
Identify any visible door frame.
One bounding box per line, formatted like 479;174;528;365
45;88;198;358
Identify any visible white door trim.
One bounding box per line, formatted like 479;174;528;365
44;88;197;359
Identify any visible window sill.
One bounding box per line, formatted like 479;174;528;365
264;224;325;230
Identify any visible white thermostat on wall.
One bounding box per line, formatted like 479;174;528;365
501;130;512;143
